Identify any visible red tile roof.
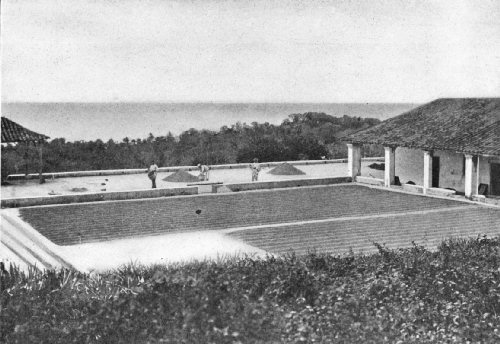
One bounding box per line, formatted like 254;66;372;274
345;98;500;156
1;117;49;143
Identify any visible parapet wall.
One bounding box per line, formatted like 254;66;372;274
2;159;375;207
2;177;354;208
1;187;198;208
7;158;383;180
214;177;352;193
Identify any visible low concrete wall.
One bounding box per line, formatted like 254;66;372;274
402;183;424;194
7;168;148;180
213;177;352;193
426;187;456;197
356;176;384;186
1;187;198;208
472;195;487;203
400;184;456;197
187;181;224;194
7;158;383;180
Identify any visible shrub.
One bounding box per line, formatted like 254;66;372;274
1;236;499;343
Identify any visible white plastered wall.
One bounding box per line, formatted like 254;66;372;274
433;151;492;193
395;147;423;186
434;150;465;192
478;156;491;190
480;156;496;195
395;147;492;194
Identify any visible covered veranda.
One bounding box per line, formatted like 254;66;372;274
344;98;500;200
1;117;50;184
347;143;499;200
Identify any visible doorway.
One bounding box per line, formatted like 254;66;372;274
491;163;500;196
432;156;440;188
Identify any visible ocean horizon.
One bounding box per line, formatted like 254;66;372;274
2;102;419;142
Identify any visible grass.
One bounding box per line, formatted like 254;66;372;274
1;236;500;343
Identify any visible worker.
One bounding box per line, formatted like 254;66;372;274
147;160;159;188
250;158;261;181
197;163;210;181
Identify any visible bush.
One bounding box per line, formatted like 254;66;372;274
2;236;499;343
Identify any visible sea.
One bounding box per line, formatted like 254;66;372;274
1;102;418;142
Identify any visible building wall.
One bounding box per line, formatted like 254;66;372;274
434;150;465;192
395;147;423;186
395;147;492;194
433;152;493;193
478;156;491;192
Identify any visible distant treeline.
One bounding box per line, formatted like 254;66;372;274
1;113;383;179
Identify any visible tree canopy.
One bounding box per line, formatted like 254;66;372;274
1;113;383;179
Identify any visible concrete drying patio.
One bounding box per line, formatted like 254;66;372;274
1;160;383;199
4;184;499;272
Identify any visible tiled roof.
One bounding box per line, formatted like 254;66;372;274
1;117;50;143
345;98;500;156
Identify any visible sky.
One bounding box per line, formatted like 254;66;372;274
1;0;499;103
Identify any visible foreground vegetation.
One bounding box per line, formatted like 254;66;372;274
1;113;382;180
2;236;499;343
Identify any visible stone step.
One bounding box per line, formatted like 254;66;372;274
1;218;56;270
1;212;78;271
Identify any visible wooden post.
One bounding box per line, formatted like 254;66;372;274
38;141;45;184
24;142;29;177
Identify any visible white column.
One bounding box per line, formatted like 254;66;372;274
423;150;433;194
384;146;396;187
476;156;480;196
464;154;474;198
347;143;362;179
